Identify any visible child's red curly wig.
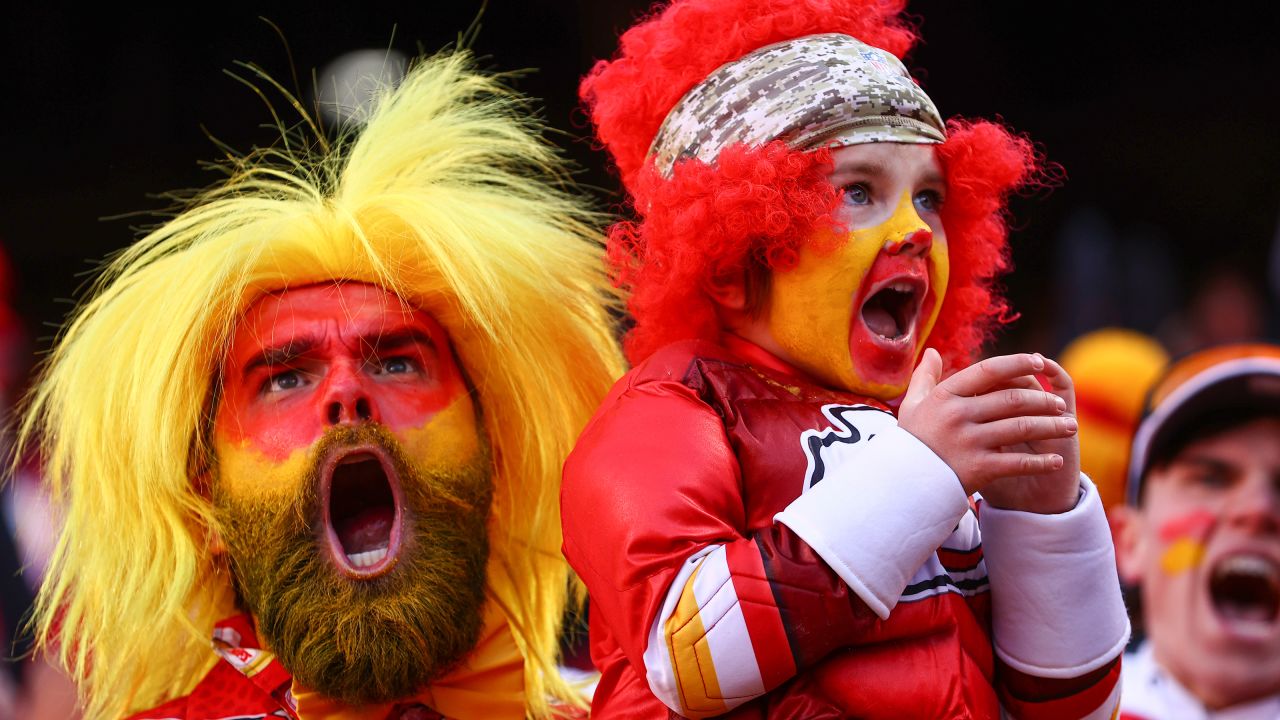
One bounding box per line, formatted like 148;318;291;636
584;0;1041;369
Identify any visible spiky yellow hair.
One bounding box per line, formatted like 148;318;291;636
19;51;624;719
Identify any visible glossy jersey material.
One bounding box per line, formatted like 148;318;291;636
561;337;1122;719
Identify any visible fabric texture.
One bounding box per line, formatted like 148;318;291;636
126;604;528;720
648;33;945;176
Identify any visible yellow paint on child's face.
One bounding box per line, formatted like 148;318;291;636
767;189;949;398
215;394;481;502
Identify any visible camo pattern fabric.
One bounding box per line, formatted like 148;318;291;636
648;33;947;177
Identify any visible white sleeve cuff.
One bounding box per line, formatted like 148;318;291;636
774;424;969;619
979;474;1131;677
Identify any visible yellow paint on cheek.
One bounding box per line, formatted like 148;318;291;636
1160;538;1207;575
394;394;483;471
215;442;312;502
921;236;949;349
213;395;482;500
768;191;947;394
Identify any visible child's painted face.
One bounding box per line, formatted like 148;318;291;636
767;142;948;398
1124;417;1280;708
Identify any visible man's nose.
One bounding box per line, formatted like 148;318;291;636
322;363;378;426
1225;473;1280;535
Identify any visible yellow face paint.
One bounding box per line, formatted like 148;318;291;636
767;190;949;397
1160;537;1207;575
214;394;482;502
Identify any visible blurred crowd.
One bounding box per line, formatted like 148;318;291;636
2;17;1279;715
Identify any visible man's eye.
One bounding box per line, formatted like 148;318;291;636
264;370;305;394
843;184;870;205
376;357;418;375
914;189;943;213
1192;470;1232;489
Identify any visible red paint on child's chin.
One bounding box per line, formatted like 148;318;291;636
213;283;469;461
1157;508;1217;544
847;253;936;393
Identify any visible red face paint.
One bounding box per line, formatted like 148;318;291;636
1157;508;1217;545
214;283;470;462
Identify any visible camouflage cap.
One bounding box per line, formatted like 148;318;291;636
648;33;946;177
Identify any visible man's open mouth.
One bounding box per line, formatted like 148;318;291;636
320;447;404;579
1209;553;1280;627
859;276;926;344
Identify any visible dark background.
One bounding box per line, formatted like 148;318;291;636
4;1;1279;377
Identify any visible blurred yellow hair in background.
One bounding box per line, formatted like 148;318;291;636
19;51;624;719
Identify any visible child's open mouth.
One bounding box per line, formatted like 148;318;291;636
859;275;926;346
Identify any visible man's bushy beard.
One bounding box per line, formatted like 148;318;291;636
213;424;493;706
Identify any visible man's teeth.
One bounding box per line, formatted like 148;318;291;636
1218;555;1280;583
347;547;388;568
889;281;915;293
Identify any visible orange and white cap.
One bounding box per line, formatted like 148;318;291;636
1127;343;1280;504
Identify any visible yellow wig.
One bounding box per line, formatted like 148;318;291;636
20;51;624;719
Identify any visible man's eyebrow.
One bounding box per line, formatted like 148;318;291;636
360;327;437;353
242;337;320;376
1172;455;1234;473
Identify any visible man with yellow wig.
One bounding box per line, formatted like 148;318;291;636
20;51;623;720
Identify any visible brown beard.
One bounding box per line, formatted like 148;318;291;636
212;424;493;706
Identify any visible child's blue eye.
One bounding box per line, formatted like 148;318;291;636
843;184;870;205
914;190;943;212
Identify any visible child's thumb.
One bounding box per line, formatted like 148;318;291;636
902;347;943;411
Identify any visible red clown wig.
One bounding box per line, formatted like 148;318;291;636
583;0;1041;369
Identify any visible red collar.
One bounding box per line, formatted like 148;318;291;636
719;334;891;411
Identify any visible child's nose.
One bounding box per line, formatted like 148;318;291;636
885;227;933;258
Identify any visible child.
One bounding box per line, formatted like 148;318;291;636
561;1;1129;717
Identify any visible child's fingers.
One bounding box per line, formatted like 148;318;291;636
982;450;1065;478
941;353;1046;398
978;415;1078;447
967;388;1067;422
1036;357;1077;413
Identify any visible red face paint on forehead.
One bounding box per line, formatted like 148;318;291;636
214;282;470;461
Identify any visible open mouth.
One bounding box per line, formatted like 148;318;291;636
1209;553;1280;626
321;448;404;579
859;278;925;343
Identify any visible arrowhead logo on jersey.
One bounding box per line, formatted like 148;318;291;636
798;404;897;492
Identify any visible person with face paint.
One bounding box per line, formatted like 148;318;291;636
1112;344;1280;719
19;52;624;720
560;1;1130;717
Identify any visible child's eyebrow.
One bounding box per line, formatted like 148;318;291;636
832;161;889;179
